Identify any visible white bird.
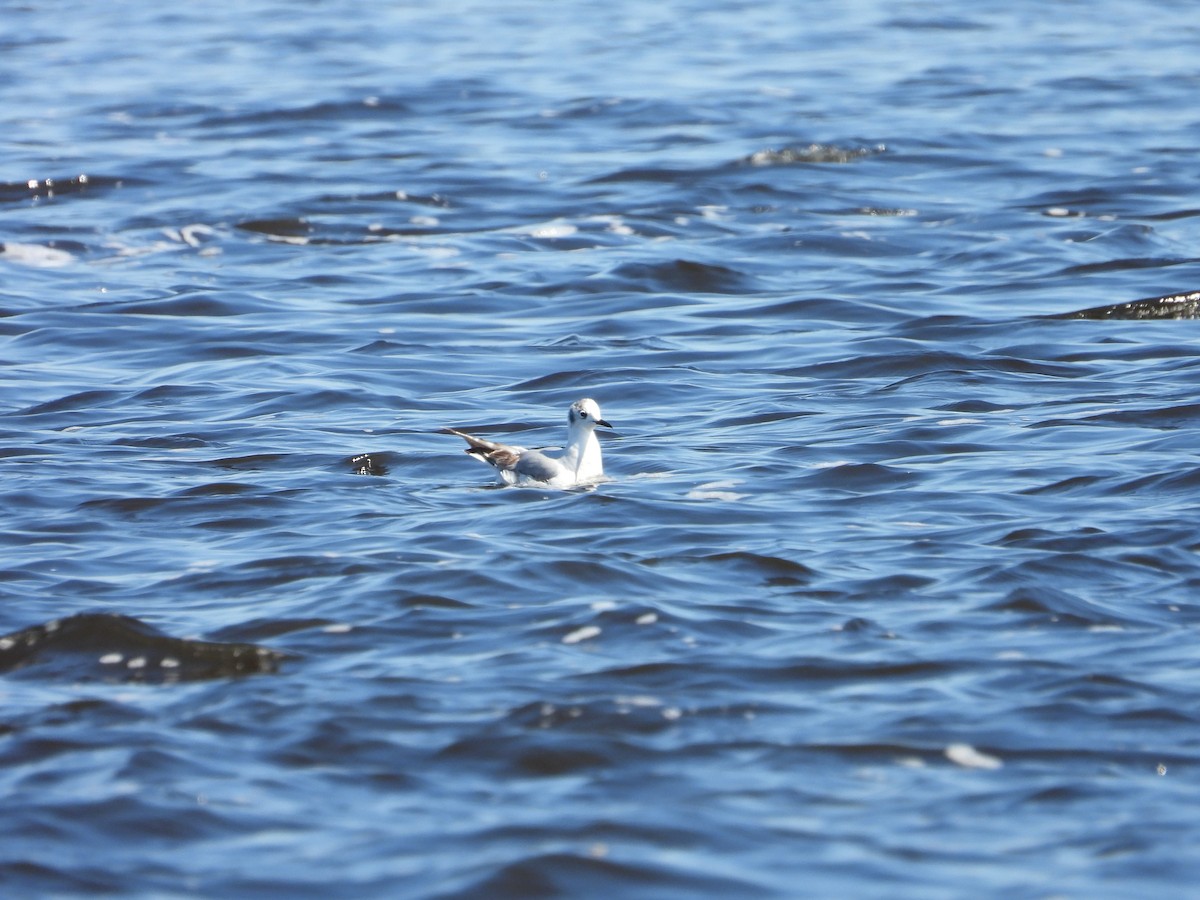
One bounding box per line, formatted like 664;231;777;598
443;398;613;488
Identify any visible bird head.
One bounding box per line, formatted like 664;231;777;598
568;398;612;429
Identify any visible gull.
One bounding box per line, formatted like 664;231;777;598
443;398;613;488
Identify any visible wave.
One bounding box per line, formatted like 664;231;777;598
0;613;283;682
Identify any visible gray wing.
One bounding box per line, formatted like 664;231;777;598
513;449;567;483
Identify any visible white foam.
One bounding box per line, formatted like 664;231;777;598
945;743;1003;770
562;625;601;645
1;242;75;268
686;479;746;501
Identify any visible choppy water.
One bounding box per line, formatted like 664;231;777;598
4;1;1200;896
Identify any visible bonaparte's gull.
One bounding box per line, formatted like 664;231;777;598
443;398;613;488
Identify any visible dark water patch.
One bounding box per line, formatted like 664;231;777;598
202;96;410;131
1041;75;1129;95
575;656;955;691
1018;475;1107;495
589;258;752;294
885;314;999;342
0;445;44;458
693;551;815;586
697;294;907;326
783;346;1082;382
92;95;217;120
351;452;388;476
715;408;816;428
350;338;408;354
110;293;249;317
543;94;715;129
211;453;291;471
26;793;248;848
534;333;683;353
194;515;279;532
1019;186;1120;215
834;616;894;639
240;388;366;416
76;494;180;518
532;557;641;593
1111;705;1198;726
864;437;996;461
805;462;916;493
111;432;213;450
15;389;127;418
129;383;220;405
236;217;313;239
1055;289;1200;320
0;174;126;204
984;585;1145;629
507;370;620;394
994;526;1115;552
439;851;760;900
466;816;726;863
0;613;282;682
436;731;623;776
502;699;678;736
567;660;728;693
169;554;377;597
585;164;714;186
11;697;147;734
1050;672;1167;707
346;188;451;208
4;831;153;895
1043;342;1200;368
1114;466;1200;497
1035;403;1200;432
771;656;956;684
270;715;421;775
78;482;295;534
1143;208;1200;222
1059;258;1197;278
207;617;336;643
841;572;939;602
885;15;988;31
178;481;265;499
395;593;474;611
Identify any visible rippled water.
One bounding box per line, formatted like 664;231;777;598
4;1;1200;896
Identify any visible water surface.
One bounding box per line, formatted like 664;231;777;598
3;1;1200;896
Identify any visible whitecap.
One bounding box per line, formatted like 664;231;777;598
562;625;601;645
945;743;1003;770
0;242;75;268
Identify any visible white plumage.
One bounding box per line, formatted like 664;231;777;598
443;398;613;488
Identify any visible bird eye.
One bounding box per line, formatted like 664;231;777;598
580;410;588;419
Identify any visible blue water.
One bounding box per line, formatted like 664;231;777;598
4;1;1200;895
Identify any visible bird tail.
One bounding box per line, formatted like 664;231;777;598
441;428;521;470
442;427;503;454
